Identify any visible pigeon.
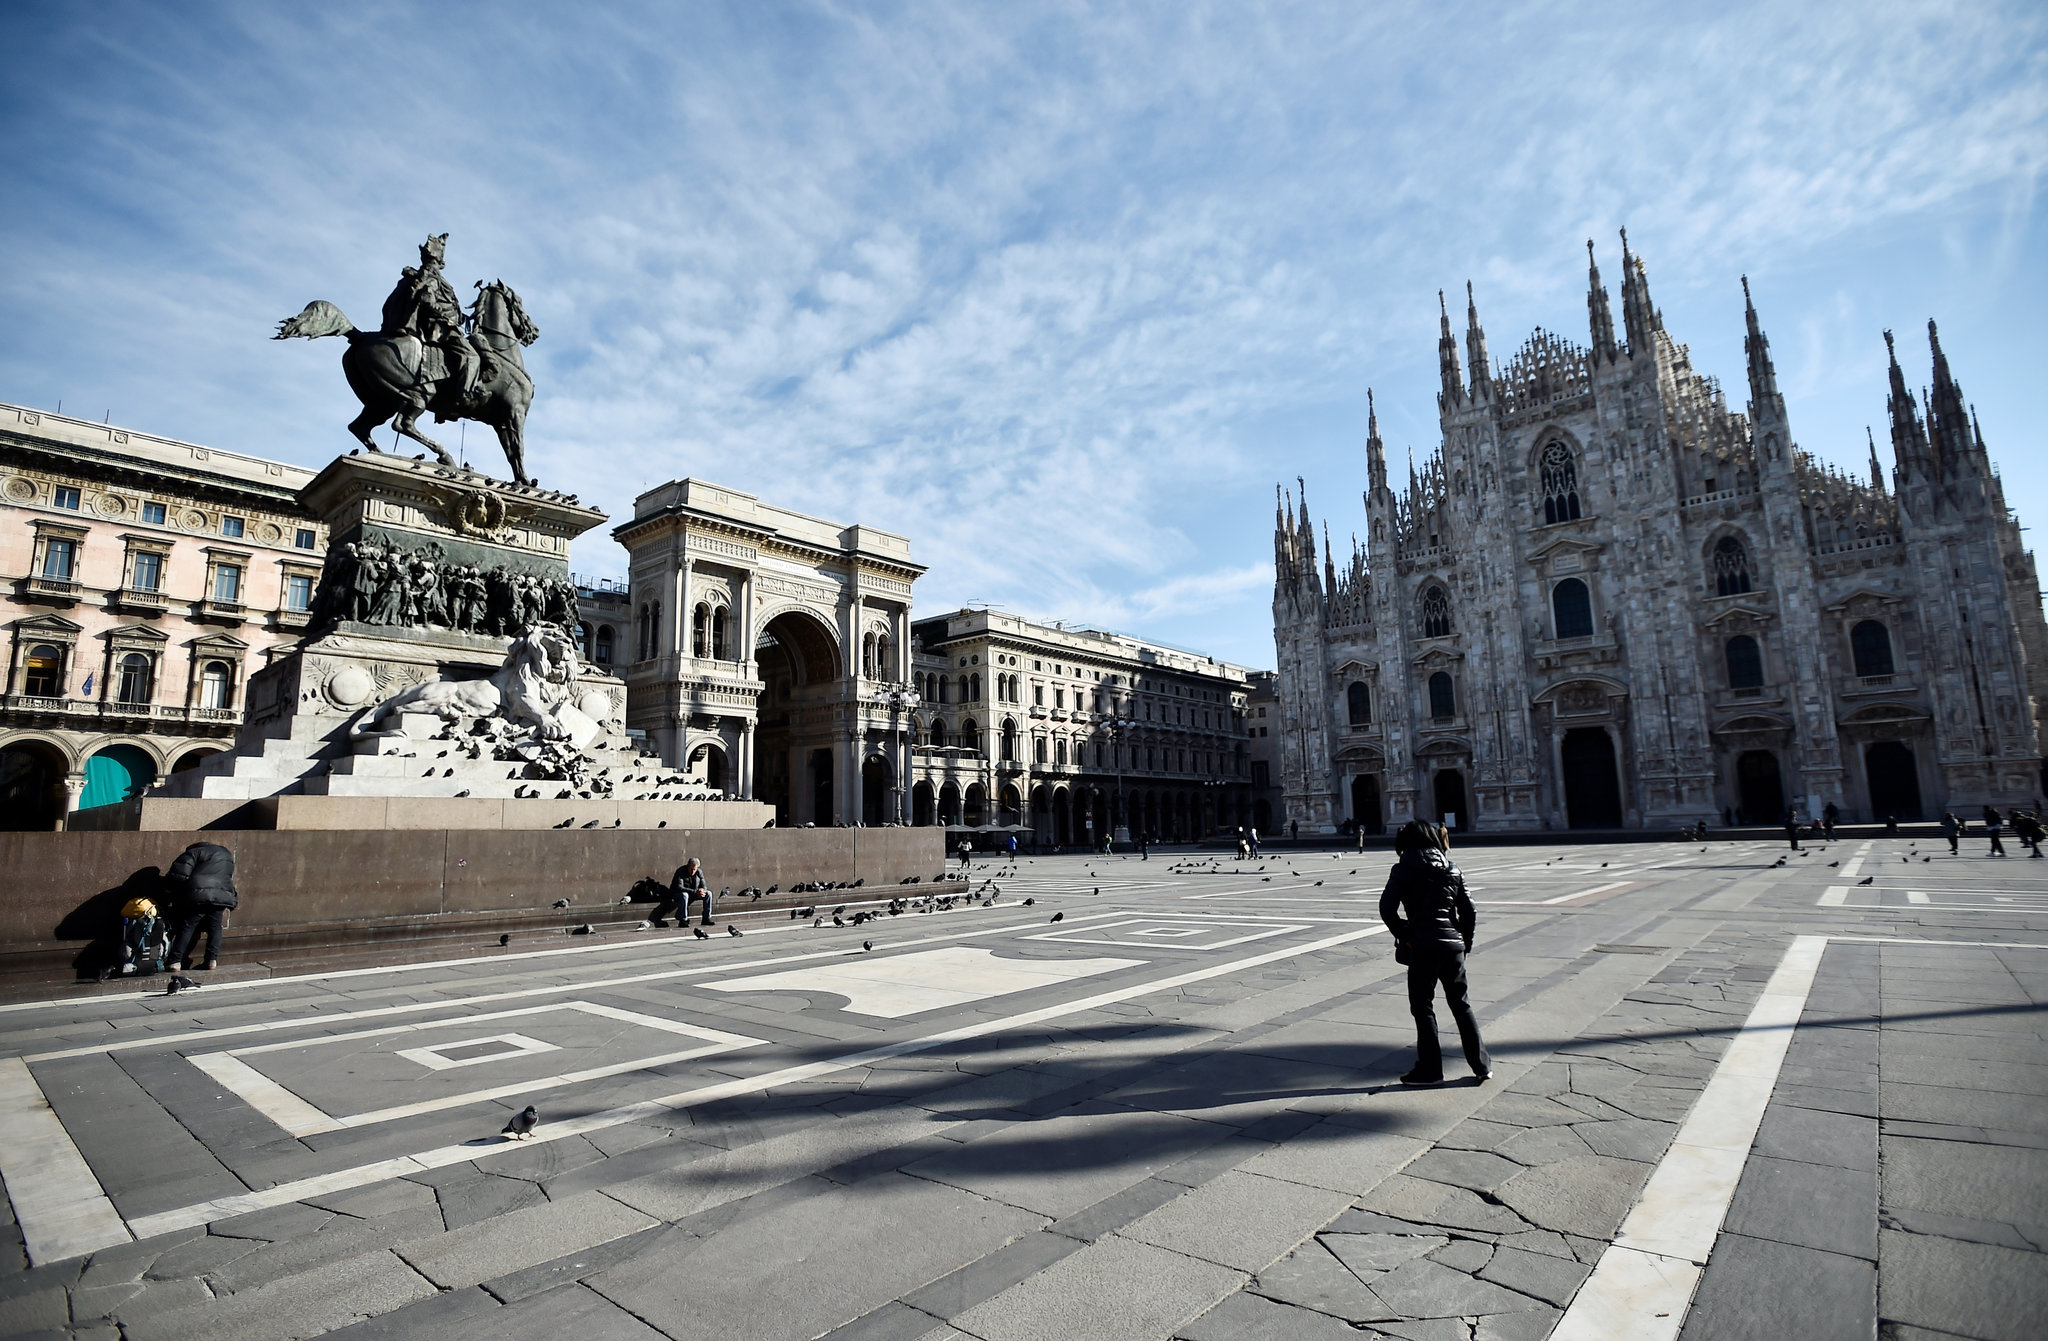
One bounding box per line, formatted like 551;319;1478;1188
502;1106;539;1140
581;819;599;829
1050;912;1064;923
498;933;512;946
1901;856;1908;863
862;941;873;951
693;927;709;939
570;923;594;935
552;898;572;909
1858;876;1875;885
1829;861;1839;867
1601;862;1609;868
165;974;199;994
1022;898;1035;906
728;925;743;936
454;789;470;798
1093;887;1100;895
833;915;845;926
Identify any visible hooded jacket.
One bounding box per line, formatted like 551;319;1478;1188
167;843;238;910
1379;848;1474;954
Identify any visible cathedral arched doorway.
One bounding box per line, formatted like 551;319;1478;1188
1865;741;1923;821
1433;769;1467;831
1736;750;1784;824
689;743;728;793
1560;728;1623;829
1350;775;1382;834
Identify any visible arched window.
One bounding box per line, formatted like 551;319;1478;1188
1346;681;1371;726
117;653;153;704
1428;671;1455;720
692;604;709;657
961;719;980;754
1726;635;1764;689
1552;578;1593;639
929;719;947;748
575;621;592;659
970;673;981;702
874;635;890;680
1419;585;1453;639
1035;736;1048;764
23;643;63;696
1539;441;1582;524
1001;719;1017;761
1056;738;1068;766
711;607;728;660
1851;620;1895;677
594;625;614;665
939;676;951;704
1712;536;1752;596
199;660;233;710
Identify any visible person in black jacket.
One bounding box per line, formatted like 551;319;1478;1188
1379;821;1490;1085
670;858;714;927
166;841;238;971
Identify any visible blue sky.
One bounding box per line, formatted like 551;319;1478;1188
3;2;2043;669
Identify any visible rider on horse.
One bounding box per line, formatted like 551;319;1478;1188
379;234;491;411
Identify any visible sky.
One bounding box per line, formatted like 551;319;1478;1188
2;1;2044;670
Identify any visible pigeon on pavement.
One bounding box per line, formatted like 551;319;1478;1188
165;975;198;994
728;925;743;936
552;898;571;909
502;1106;539;1140
862;941;873;951
1858;876;1875;885
1050;912;1064;923
692;927;709;939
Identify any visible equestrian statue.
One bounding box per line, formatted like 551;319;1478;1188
275;234;541;485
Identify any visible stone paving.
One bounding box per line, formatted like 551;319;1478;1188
0;837;2041;1339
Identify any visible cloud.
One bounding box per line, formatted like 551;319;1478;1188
2;1;2044;667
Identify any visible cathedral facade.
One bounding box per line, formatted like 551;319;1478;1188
1272;236;2048;834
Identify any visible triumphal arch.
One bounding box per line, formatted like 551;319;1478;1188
615;479;924;826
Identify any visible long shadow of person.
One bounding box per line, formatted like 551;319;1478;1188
57;866;164;979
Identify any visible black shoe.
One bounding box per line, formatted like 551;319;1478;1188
1473;1069;1492;1082
1399;1070;1444;1086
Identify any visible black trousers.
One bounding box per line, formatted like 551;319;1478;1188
170;907;226;966
1407;946;1490;1079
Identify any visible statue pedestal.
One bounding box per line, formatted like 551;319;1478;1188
147;453;775;829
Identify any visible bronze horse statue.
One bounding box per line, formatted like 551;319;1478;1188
276;279;540;484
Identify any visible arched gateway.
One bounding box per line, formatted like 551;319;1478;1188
615;479;924;826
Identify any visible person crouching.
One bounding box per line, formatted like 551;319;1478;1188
1380;821;1491;1086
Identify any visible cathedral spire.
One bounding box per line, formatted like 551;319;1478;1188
1465;281;1492;400
1741;275;1781;413
1926;319;1974;475
1586;239;1617;364
1884;328;1933;482
1868;426;1887;494
1619;228;1662;355
1437;290;1464;406
1365;387;1388;495
1323;520;1337;593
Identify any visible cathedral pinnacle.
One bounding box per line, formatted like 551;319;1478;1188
1365;387;1387;494
1868;426;1886;494
1883;328;1933;483
1586;239;1617;363
1741;274;1780;413
1438;290;1464;406
1618;228;1662;355
1465;281;1492;399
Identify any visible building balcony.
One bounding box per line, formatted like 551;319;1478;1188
23;575;81;605
274;607;312;631
114;586;171;614
0;694;87;719
197;599;247;624
1841;675;1914;698
1714;687;1784;709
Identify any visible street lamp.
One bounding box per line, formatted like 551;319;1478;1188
879;683;918;825
1103;706;1133;845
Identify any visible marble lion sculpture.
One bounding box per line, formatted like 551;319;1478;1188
350;622;589;743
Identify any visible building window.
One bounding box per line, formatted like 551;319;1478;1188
213;564;243;603
131;551;164;592
221;516;245;538
594;626;614;665
116;652;153;704
930;719;948;748
285;574;314;611
42;537;78;580
199;660;233;709
1419;584;1453;639
295;528;317;550
962;719;980;754
1712;536;1752;596
1032;683;1044;706
1851;620;1895;677
1035;736;1048;764
1001;719;1017;761
711;606;728;660
1726;635;1765;689
692;604;709;657
142;501;167;525
1347;681;1371;726
575;622;593;658
1552;578;1593;638
53;486;81;510
1428;671;1456;720
1538;442;1581;524
23;644;64;696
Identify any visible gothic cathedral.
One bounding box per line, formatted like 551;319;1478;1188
1272;235;2048;833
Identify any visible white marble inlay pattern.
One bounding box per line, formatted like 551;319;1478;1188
704;945;1143;1018
0;1056;132;1265
1028;915;1304;951
395;1032;559;1071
